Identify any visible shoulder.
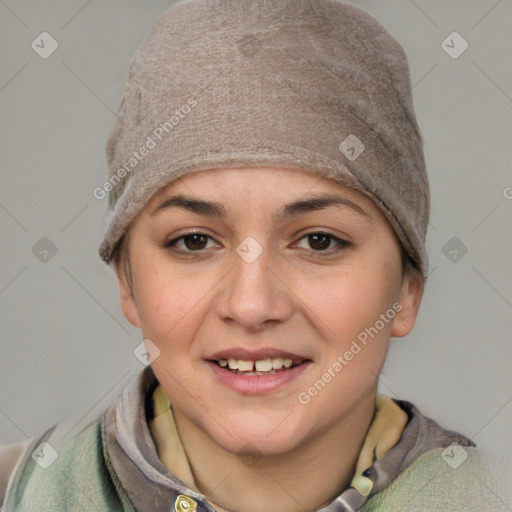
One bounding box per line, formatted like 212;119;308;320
1;414;134;512
0;440;30;507
362;446;511;512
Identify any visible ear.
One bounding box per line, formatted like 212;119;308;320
391;266;425;338
113;255;142;329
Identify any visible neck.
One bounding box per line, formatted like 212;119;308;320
173;388;377;512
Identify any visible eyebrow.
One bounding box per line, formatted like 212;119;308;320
150;193;373;223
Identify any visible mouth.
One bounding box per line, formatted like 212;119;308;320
211;356;304;376
206;348;311;394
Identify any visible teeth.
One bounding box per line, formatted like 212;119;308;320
255;359;273;372
218;357;300;372
237;360;254;371
271;357;283;370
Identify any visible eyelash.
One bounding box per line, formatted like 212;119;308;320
164;231;351;256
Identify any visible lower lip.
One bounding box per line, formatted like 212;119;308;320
207;361;311;395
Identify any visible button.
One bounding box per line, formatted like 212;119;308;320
175;495;198;511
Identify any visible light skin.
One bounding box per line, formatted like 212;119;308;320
114;166;424;512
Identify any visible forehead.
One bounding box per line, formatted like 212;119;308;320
147;166;376;214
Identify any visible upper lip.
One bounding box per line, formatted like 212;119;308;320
207;347;308;363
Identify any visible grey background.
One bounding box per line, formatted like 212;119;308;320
1;0;511;486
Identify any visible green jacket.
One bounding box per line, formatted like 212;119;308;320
2;367;509;512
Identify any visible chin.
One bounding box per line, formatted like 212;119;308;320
202;412;311;457
220;433;303;458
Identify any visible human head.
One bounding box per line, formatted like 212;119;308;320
103;0;428;457
98;0;430;281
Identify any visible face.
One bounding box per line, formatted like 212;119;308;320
115;167;424;456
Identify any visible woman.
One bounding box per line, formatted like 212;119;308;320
1;0;507;510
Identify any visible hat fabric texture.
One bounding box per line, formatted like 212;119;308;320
98;0;430;279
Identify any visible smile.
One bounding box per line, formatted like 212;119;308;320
207;348;311;394
214;357;302;375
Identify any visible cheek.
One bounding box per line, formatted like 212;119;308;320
131;260;215;353
296;283;395;426
300;262;398;341
297;262;399;394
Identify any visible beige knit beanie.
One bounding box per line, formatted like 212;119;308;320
98;0;430;279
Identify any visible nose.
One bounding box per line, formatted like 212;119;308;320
214;240;294;332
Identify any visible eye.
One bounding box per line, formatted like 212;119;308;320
296;232;351;253
165;232;219;252
164;231;350;255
